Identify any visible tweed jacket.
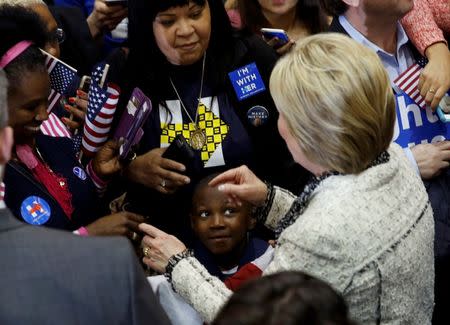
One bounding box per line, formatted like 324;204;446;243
170;144;434;324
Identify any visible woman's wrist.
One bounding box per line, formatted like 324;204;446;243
425;42;449;60
121;157;140;182
255;182;274;224
256;182;270;207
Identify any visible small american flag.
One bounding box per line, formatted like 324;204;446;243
393;57;428;109
81;80;120;156
91;63;105;84
72;133;83;154
39;51;79;138
41;112;71;138
42;51;79;113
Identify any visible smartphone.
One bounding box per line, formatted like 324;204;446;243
260;28;290;46
162;134;195;176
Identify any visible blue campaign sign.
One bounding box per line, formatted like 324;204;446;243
393;92;450;148
228;63;266;101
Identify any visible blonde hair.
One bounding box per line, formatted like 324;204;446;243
270;33;395;174
0;0;45;6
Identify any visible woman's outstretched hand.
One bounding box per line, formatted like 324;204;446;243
208;165;268;207
419;42;450;110
140;223;187;273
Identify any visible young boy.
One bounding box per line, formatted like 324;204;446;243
190;174;273;291
146;174;274;325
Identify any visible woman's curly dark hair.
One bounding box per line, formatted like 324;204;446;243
0;4;48;88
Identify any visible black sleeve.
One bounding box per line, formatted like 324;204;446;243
230;34;311;193
49;6;102;76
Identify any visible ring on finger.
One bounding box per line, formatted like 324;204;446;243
428;88;436;94
143;246;150;257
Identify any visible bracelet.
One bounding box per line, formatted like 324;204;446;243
86;160;109;189
76;226;89;236
255;181;274;224
164;249;194;284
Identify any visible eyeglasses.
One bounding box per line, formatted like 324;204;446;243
49;28;65;44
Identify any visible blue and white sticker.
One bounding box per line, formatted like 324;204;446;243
73;166;87;180
247;105;269;126
228;63;266;101
20;196;51;225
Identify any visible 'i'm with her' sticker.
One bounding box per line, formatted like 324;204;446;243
228;63;266;101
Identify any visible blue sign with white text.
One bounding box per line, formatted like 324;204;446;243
393;92;450;148
228;63;266;101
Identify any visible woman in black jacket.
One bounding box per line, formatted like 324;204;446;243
121;0;308;242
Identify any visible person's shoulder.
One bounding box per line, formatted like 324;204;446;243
15;224;134;265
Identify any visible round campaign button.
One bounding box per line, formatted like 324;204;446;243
247;105;269;127
73;166;87;180
20;196;51;225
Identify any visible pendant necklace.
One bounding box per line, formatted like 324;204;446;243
169;53;207;150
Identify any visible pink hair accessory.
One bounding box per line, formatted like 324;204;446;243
0;41;33;69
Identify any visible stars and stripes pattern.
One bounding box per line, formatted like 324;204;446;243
393;57;428;109
91;63;105;84
0;182;4;202
43;52;78;113
81;80;120;156
39;51;78;138
72;133;83;154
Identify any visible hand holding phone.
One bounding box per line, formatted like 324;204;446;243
260;28;290;46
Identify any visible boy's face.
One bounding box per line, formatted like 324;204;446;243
191;185;256;256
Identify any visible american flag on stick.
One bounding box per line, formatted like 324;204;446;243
393;57;428;109
39;50;79;138
41;50;79;113
81;77;120;156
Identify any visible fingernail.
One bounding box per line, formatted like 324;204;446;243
76;90;83;96
218;184;225;191
61;117;67;122
64;105;71;111
68;97;76;104
184;178;190;184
